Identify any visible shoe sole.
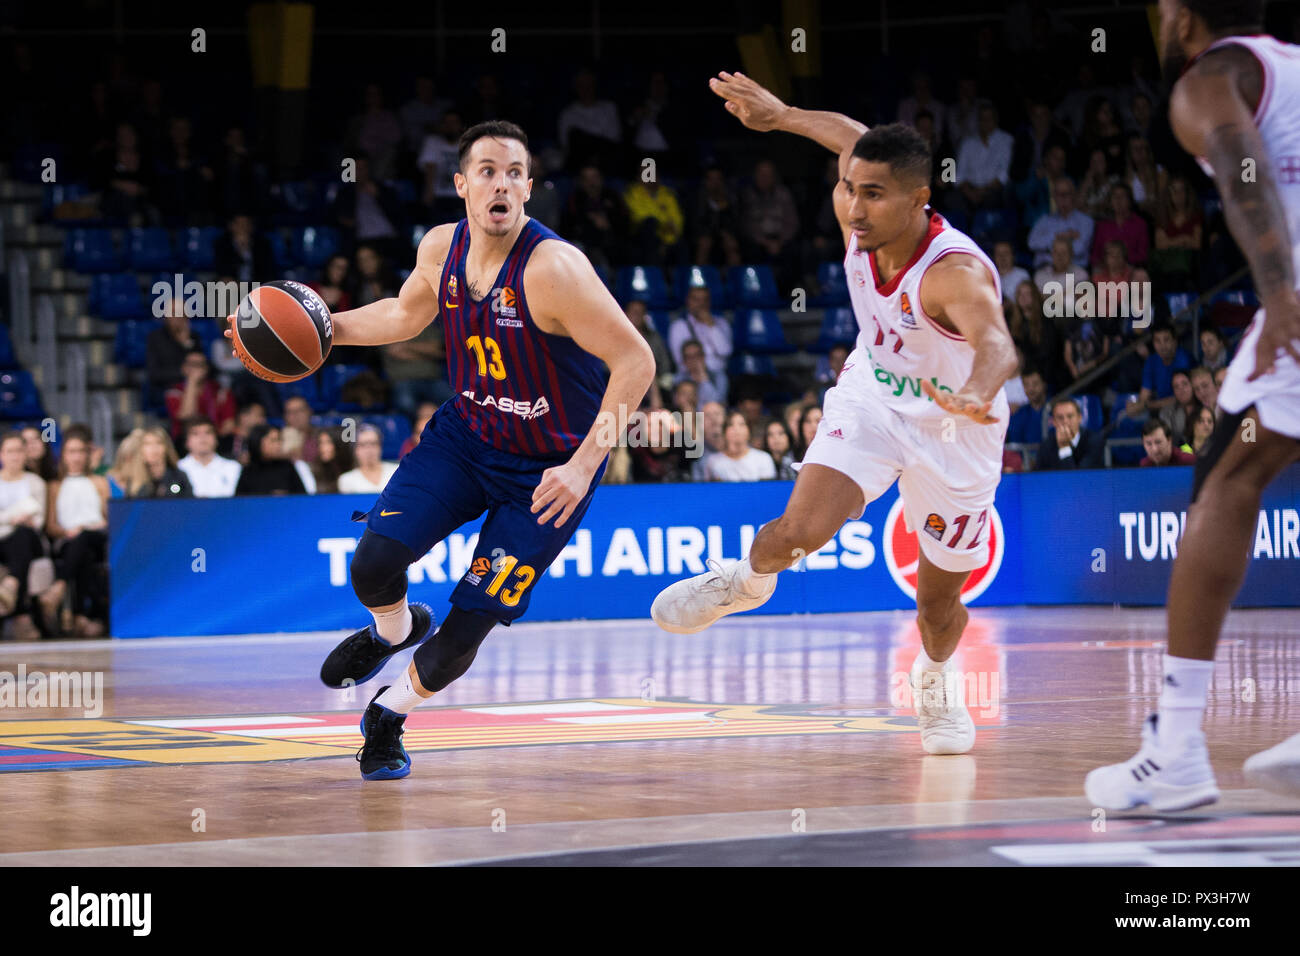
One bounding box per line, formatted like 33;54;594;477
1084;777;1221;812
650;594;773;635
1243;755;1300;798
326;603;437;689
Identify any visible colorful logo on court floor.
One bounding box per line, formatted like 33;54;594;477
882;499;1005;603
0;697;1001;773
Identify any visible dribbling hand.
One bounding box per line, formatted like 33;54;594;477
920;379;1000;425
531;460;592;528
708;71;788;132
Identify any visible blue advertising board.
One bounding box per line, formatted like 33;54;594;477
108;466;1300;637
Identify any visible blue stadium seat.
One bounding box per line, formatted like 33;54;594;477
811;262;849;307
728;352;776;377
274;180;323;224
385;180;417;206
0;324;15;369
672;265;728;308
1108;392;1147;465
732;309;790;353
645;310;673;340
1164;291;1198;322
181;226;222;270
0;370;44;420
277;376;324;412
318;364;375;411
364;413;411;460
615;265;675;308
1076;394;1103;432
114;320;161;369
592;263;612;292
42;182;92;221
67;229;123;272
128;227;177;271
728;265;782;308
815;306;859;350
91;273;144;320
268;229;297;271
294;226;342;270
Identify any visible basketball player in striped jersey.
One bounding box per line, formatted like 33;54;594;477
1087;0;1300;809
652;74;1018;755
312;121;653;778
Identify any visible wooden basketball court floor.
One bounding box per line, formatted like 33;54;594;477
1;606;1298;866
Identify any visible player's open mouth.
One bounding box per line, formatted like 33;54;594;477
489;201;509;221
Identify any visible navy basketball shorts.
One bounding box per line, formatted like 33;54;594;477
352;404;606;623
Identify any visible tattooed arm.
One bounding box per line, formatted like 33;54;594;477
1170;45;1300;377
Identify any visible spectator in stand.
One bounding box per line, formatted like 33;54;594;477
348;83;403;180
213;211;274;284
1198;326;1229;372
897;70;947;134
1015;142;1068;231
735;389;766;443
165;350;236;442
673;338;727;408
626;299;673;393
1140;418;1196;466
105;429;141;498
1035;397;1105;470
418;109;466;224
524;152;563;231
672;379;699;420
1035;236;1090;296
1191;365;1219;417
1011;100;1072;186
693;165;742;267
177;416;241;497
39;425;109;637
1008;281;1064;390
0;432;47;641
698;401;727;460
796;405;823;459
154;115;213;226
125;426;193;497
399;76;451;154
146;294;201;407
993;241;1029;305
1005;368;1048;446
1159;369;1199;446
1187;403;1216;457
338;424;398;493
236;424;307;496
335;156;402;262
697;411;776;481
398;402;438;458
1092;182;1148;268
762;418;798;480
1077;147;1120;220
219;401;266;464
1028;176;1093;267
353;244;399;309
96;122;154;225
562;165;629;270
1080;96;1126;175
668;285;732;374
628;408;687;483
21;425;58;482
280;396;320;464
558;68;621;171
815;342;851;397
1214;365;1228;390
1092;239;1134;286
953;101;1014;218
1152;176;1203;285
626;71;676;165
1124;135;1167;218
311;426;356;494
624;177;685;266
464;72;510;126
946;76;980;149
740;159;800;290
309;255;354;314
1126;325;1191;416
383;317;449;416
212;126;261;222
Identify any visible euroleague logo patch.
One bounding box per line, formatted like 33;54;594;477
882;498;1004;603
465;556;492;586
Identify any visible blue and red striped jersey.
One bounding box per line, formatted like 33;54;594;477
437;217;608;457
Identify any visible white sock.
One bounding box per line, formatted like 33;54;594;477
734;557;776;597
914;646;950;675
371;600;412;646
1157;654;1214;747
376;668;429;715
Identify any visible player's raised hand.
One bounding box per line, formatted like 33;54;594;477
531;460;591;528
708;71;788;132
920;380;1000;425
1248;292;1300;381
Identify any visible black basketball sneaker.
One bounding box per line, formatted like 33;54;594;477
356;687;411;780
320;602;435;688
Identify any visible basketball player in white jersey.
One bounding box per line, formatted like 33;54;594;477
651;73;1017;755
1087;0;1300;809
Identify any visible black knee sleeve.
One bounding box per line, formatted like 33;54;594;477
350;530;419;608
412;606;498;693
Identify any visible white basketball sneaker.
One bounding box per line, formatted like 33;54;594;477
910;655;976;755
1243;732;1300;799
1084;714;1220;811
650;559;776;634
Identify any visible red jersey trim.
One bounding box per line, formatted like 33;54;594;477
868;210;946;297
915;249;1000;342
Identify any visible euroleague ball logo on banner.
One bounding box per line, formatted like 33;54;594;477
881;498;1005;603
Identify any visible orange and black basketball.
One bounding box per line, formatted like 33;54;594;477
230;280;333;383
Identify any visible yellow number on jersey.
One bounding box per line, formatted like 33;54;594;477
483;555;535;608
465;335;507;381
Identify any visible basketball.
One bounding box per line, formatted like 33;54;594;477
230;280;333;383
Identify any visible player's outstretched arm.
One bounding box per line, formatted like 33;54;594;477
1170;48;1300;377
709;70;866;155
525;241;656;526
331;224;456;347
918;255;1018;425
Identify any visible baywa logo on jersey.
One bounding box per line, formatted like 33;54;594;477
465;556;492;586
460;389;551;420
898;292;918;330
882;498;1005;603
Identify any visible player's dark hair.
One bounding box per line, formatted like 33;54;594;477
1142;418;1172;439
850;123;932;188
458;120;531;173
1180;0;1265;33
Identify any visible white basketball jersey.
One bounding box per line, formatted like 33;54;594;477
842;208;1007;427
